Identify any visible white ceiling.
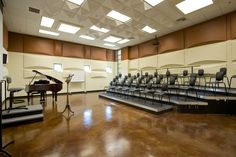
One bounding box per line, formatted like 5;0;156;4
3;0;236;50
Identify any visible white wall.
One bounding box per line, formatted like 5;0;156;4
6;52;116;96
119;40;236;87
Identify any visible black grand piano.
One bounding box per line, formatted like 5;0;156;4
25;70;63;103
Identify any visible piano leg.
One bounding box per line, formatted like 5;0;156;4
27;92;30;104
52;92;55;101
55;92;58;102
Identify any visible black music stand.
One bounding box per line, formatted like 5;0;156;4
61;75;74;115
0;81;14;157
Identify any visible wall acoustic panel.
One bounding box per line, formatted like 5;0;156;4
139;55;157;70
23;53;54;69
121;47;128;60
24;35;54;55
185;16;227;48
3;23;8;50
129;58;139;71
90;47;107;61
231;39;236;61
106;50;115;61
159;31;184;54
231;12;236;39
158;50;185;68
91;60;107;71
138;39;157;58
185;41;227;66
62;42;84;58
84;46;91;59
129;46;139;59
54;40;62;56
62;57;84;70
8;32;24;52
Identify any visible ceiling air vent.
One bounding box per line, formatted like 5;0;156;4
28;7;40;14
176;17;186;22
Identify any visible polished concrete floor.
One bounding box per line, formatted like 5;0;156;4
2;92;236;157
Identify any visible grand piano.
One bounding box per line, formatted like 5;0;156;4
25;70;63;103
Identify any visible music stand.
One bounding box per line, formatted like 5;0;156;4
0;81;14;157
61;74;74;115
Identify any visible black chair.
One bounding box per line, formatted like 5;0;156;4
185;74;198;97
165;70;171;83
229;74;236;89
197;69;206;88
168;75;179;94
154;83;170;103
220;67;230;87
205;71;227;94
182;70;189;85
5;76;27;111
140;82;155;102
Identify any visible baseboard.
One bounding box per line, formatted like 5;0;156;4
4;89;106;100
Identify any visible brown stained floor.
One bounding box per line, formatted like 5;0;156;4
2;92;236;157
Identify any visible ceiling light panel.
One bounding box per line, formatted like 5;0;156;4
40;16;55;28
144;0;164;7
118;39;130;44
176;0;213;14
104;43;116;47
79;35;95;40
58;23;80;34
142;26;157;33
67;0;85;5
104;36;122;43
106;10;131;23
90;25;110;33
39;29;59;36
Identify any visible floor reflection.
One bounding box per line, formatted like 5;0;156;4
105;105;112;121
83;109;93;127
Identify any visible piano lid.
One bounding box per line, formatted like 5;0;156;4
32;70;63;84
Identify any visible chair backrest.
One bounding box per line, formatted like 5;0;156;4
6;76;12;90
183;70;188;76
159;74;163;80
198;69;204;76
220;67;227;76
156;77;161;84
189;75;197;86
128;73;131;78
166;70;170;77
146;82;152;89
161;83;168;91
119;73;122;78
137;73;140;78
216;72;224;81
145;72;149;78
154;72;158;77
169;75;176;85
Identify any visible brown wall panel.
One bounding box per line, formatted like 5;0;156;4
121;47;128;60
62;42;84;58
138;39;157;57
24;35;54;55
230;12;236;39
8;32;24;52
84;46;91;59
106;50;115;61
54;41;62;56
159;31;184;54
3;23;8;50
128;46;139;59
185;16;227;48
90;47;106;61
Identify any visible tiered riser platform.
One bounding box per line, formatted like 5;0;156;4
102;86;236;114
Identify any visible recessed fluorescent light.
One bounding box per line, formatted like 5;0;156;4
118;39;130;44
104;43;115;47
106;10;131;23
58;23;80;34
144;0;164;7
40;16;55;28
104;36;122;43
142;26;157;33
90;25;110;33
79;35;95;40
39;29;59;36
176;0;213;14
67;0;84;5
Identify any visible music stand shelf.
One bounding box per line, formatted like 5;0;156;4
61;75;74;115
